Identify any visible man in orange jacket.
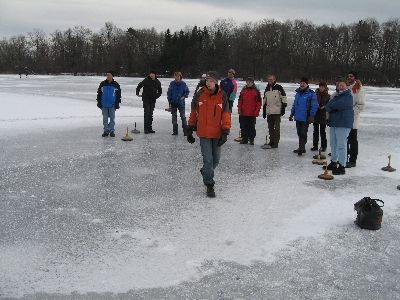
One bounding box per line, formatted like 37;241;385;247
187;71;231;198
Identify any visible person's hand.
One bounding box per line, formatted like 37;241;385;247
115;102;120;109
289;116;294;121
97;102;102;109
280;107;285;116
186;127;195;144
217;129;229;147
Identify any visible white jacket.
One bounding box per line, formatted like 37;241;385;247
349;81;366;129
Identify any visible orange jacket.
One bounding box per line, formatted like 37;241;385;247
188;85;231;139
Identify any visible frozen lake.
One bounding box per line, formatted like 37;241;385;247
0;75;400;299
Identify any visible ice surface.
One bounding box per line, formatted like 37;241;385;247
0;75;399;299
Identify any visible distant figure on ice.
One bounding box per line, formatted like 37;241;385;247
187;71;231;198
237;77;262;145
96;71;121;137
346;71;365;168
167;71;190;135
311;82;330;152
324;78;354;175
194;73;207;95
136;71;162;134
289;77;318;155
220;68;237;112
261;74;287;149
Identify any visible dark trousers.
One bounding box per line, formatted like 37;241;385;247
347;129;358;163
296;121;309;151
143;100;156;131
228;101;234;113
239;115;256;142
313;123;327;150
267;114;281;146
171;106;187;133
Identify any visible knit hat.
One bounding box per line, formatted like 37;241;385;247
206;71;219;83
201;73;207;79
347;70;358;79
228;68;236;75
318;81;327;87
300;77;309;84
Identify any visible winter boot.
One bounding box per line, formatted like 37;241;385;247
311;146;318;151
240;140;249;144
110;132;115;137
346;161;356;168
206;185;216;198
262;144;272;149
323;161;337;171
102;131;109;137
332;163;346;175
249;140;254;145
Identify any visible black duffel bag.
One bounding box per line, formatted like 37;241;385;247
354;197;384;230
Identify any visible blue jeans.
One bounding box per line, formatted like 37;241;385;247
330;127;351;166
102;107;115;133
200;138;221;186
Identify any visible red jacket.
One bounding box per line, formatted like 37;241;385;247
238;86;262;117
188;85;231;139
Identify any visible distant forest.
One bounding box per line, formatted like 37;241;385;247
1;18;400;86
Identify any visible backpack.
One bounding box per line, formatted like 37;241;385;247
354;197;384;230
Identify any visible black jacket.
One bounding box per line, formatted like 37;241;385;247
136;76;162;102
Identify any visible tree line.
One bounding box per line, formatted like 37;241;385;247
1;18;400;86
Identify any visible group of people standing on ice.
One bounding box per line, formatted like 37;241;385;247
96;69;365;197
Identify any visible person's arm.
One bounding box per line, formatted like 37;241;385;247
183;83;189;98
167;83;172;103
326;94;353;112
136;80;144;96
96;82;103;108
188;91;200;129
221;91;231;134
229;79;237;102
156;81;162;99
354;86;366;114
237;91;243;115
255;89;262;116
279;85;288;115
310;93;318;117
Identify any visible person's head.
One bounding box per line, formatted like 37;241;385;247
299;77;309;90
106;70;114;82
336;78;348;91
267;74;276;85
174;71;182;82
318;81;327;92
206;71;219;90
347;71;357;84
227;68;236;79
201;73;207;80
246;77;254;87
149;71;156;80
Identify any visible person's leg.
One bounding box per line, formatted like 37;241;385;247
143;101;149;132
312;123;319;149
200;138;215;186
102;107;110;133
320;124;327;151
337;127;351;167
296;121;302;150
330;127;338;163
298;122;308;152
171;106;178;134
212;138;221;170
149;101;156;131
274;115;281;146
240;116;248;143
348;129;358;163
179;106;187;134
267;115;275;145
108;107;116;133
249;116;256;142
228;101;233;113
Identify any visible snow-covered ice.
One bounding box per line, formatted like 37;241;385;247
0;75;399;299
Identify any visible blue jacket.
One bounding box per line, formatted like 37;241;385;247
167;80;189;108
220;78;237;102
290;87;318;122
97;80;121;109
326;89;354;128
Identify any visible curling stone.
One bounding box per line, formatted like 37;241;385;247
131;122;140;134
121;127;133;141
381;155;396;172
312;150;326;165
318;161;334;180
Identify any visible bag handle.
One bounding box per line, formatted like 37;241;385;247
369;198;384;207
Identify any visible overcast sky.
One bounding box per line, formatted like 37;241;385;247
0;0;399;37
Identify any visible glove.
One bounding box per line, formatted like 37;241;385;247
280;106;285;116
289;115;294;121
217;129;229;147
115;102;120;109
186;126;195;144
307;116;314;124
97;102;102;109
